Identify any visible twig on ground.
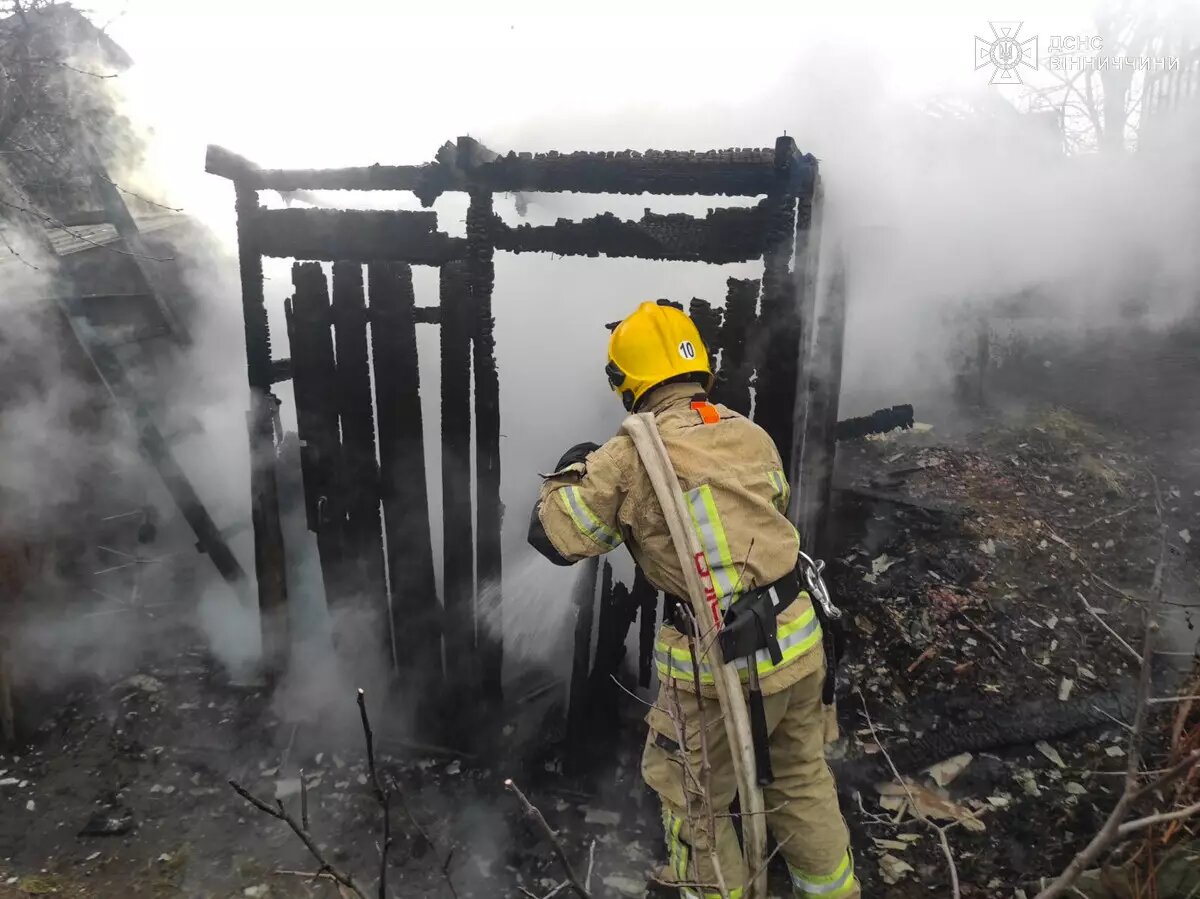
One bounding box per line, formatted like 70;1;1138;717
1077;591;1143;664
858;690;961;899
959;612;1005;658
1073;504;1140;531
228;779;368;899
1117;800;1200;836
585;839;597;893
1148;695;1200;705
505;778;592;899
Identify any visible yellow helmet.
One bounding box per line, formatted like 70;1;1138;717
605;301;713;411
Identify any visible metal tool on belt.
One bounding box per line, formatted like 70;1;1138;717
798;550;845;705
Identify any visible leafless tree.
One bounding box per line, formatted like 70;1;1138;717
1013;1;1200;154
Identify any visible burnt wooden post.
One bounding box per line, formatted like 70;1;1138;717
633;567;658;690
286;263;346;610
234;184;289;673
688;298;722;373
712;277;759;415
789;172;825;526
330;262;389;648
439;262;476;698
566;556;600;750
466;187;504;700
797;246;847;559
368;262;439;680
752;137;801;459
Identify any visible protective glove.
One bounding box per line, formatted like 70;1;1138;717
554;441;600;471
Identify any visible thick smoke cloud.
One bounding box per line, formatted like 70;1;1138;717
6;3;1198;714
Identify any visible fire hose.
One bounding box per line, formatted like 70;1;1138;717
621;412;769;899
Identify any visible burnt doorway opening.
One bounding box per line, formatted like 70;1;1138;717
205;136;842;745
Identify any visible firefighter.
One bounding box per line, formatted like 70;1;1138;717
528;301;859;899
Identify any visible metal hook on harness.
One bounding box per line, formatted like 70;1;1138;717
798;550;842;621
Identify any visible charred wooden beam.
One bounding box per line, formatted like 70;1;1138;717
788;173;825;506
439;262;476;697
369;263;439;684
589;564;640;716
688;298;722;372
268;358;292;383
633;567;658;690
835;404;914;441
206;144;459;205
235;184;289;672
712;277;759;415
473;147;813;197
331;263;388;641
286;263;347;620
467;186;504;701
492;203;769;264
206;141;818;201
247;208;467;264
798;247;848;559
751;137;804;461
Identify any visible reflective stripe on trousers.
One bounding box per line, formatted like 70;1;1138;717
789;851;856;897
663;808;689;882
653;601;822;684
555;485;622;549
680;889;745;899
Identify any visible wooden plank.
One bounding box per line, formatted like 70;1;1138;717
467;188;503;700
330;262;389;642
286;262;348;615
235;184;289;672
248;208;466;263
368;262;439;686
439;262;475;697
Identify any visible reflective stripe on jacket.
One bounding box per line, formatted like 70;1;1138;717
534;382;823;695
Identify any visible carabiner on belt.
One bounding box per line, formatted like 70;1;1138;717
797;550;842;621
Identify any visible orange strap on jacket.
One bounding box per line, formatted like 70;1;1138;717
691;400;720;425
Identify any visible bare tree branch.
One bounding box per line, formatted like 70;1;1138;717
505;778;592;899
227;779;369;899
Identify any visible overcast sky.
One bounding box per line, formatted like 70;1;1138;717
83;0;1100;172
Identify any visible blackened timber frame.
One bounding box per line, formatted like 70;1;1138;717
206;136;833;719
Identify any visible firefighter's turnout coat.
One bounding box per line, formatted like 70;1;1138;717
529;382;860;899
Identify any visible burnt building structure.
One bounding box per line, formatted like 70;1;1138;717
206;137;846;736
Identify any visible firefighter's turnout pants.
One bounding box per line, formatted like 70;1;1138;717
643;661;859;899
